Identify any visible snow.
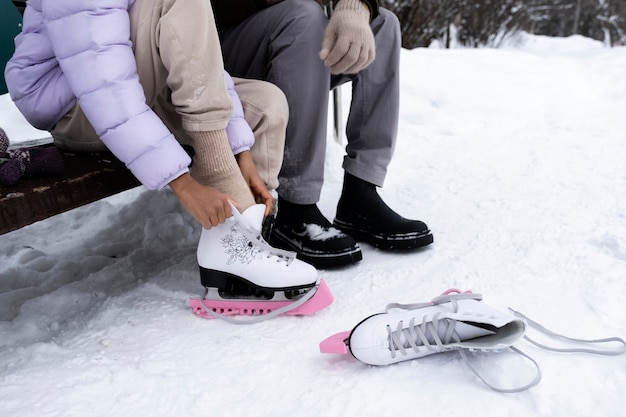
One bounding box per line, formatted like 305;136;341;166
0;94;52;148
1;32;626;416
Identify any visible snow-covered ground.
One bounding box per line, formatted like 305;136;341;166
1;33;625;417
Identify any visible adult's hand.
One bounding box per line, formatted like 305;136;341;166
169;172;233;229
320;0;375;74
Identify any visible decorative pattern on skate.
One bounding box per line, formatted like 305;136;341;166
221;223;261;265
189;279;333;320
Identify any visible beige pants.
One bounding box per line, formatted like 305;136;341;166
52;0;286;190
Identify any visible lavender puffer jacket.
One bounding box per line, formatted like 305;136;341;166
5;0;254;190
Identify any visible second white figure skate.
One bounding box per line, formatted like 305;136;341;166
189;203;333;323
320;289;539;392
320;289;625;392
347;291;526;366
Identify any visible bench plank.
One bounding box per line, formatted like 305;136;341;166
0;148;140;235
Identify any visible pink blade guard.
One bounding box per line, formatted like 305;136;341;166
319;331;351;354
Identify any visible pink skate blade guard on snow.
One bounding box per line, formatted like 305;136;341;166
189;279;333;319
319;331;351;354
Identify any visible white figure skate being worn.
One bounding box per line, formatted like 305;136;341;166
189;203;333;323
320;289;626;392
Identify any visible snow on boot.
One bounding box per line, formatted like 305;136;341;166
266;197;362;269
189;203;333;323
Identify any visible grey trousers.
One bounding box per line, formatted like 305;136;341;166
219;0;401;204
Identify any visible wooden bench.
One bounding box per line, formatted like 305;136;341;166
0;148;140;235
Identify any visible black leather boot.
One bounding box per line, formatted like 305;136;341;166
265;197;362;269
333;173;433;250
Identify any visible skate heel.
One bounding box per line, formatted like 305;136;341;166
199;267;231;289
200;266;278;299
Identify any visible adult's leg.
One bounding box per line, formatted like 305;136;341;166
220;0;330;204
332;8;401;188
219;1;363;268
331;9;433;250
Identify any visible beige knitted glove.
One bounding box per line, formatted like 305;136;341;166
320;0;375;74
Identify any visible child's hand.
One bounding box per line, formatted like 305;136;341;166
169;173;233;229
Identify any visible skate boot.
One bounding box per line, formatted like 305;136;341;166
189;203;333;323
320;289;541;392
321;289;626;392
322;289;526;365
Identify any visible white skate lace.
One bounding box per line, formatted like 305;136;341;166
509;308;626;355
385;294;542;393
386;309;462;357
383;294;626;393
384;293;484;358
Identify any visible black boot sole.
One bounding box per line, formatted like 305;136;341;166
333;218;434;251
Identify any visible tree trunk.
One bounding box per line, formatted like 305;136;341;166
572;0;583;34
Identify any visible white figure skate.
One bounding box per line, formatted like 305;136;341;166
320;289;538;392
189;203;333;323
320;289;626;392
348;291;525;366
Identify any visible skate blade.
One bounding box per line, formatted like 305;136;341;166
189;279;333;319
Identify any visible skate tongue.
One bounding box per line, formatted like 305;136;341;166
240;204;265;231
455;322;496;340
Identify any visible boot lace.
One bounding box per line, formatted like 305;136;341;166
381;290;626;393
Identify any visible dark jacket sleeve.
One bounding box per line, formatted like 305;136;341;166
211;0;380;29
211;0;284;29
351;0;379;20
323;0;380;20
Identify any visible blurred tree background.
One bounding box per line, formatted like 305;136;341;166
382;0;626;49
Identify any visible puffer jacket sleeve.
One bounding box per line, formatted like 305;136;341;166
224;72;254;155
42;0;191;190
5;4;76;131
